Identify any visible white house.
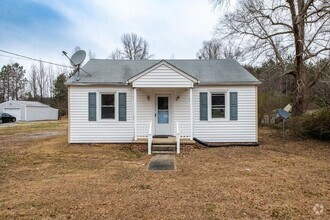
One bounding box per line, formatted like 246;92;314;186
66;59;260;152
0;101;58;121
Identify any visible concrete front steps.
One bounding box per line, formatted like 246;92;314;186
151;144;176;154
131;137;196;154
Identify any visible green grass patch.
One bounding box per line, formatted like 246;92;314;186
0;120;66;135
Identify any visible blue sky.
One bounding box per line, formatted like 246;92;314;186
0;0;225;72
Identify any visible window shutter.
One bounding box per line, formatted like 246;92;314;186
230;92;238;120
88;92;97;121
200;92;208;121
118;92;127;121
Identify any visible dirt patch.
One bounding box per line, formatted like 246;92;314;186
0;122;329;219
19;131;65;140
0;122;20;127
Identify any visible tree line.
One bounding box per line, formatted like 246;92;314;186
0;62;69;116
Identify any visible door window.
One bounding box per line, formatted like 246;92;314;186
158;97;169;124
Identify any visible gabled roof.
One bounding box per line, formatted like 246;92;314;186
127;60;199;83
66;59;260;85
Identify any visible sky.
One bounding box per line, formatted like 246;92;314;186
0;0;228;74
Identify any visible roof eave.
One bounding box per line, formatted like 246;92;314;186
65;82;129;86
199;81;261;86
65;81;260;86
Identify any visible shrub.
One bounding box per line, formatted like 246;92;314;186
301;108;330;140
287;116;304;138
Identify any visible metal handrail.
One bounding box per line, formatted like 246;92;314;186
147;121;152;155
176;122;180;154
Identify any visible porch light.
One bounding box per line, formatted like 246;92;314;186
147;95;150;101
176;96;180;101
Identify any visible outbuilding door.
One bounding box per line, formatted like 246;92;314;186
155;95;171;136
4;108;21;121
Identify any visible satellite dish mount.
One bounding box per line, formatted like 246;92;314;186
277;109;291;145
62;50;88;81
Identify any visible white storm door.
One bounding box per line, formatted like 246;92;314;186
155;95;171;135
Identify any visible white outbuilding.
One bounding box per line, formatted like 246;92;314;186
0;101;58;121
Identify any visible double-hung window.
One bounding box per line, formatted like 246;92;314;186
101;94;115;119
211;93;225;118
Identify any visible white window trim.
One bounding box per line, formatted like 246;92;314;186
208;91;229;121
98;92;117;121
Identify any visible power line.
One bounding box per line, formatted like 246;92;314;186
0;54;31;61
0;49;73;68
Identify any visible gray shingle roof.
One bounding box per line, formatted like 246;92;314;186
66;59;260;85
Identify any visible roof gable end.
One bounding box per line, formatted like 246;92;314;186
127;60;199;84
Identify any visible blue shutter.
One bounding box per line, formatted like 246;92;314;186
118;92;127;121
88;92;96;121
200;92;208;121
230;92;238;120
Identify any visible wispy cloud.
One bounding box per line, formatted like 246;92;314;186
0;0;220;70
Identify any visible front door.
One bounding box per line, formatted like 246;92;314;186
155;95;171;135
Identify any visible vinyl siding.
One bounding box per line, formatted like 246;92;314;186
193;85;257;143
136;89;190;136
135;89;154;137
172;89;190;136
69;86;133;143
133;64;193;88
69;85;257;143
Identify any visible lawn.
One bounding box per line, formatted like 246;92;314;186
0;121;329;219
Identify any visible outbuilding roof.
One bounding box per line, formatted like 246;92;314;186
66;59;260;85
0;100;53;108
14;101;49;107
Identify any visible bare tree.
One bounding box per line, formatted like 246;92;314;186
223;45;243;60
197;39;243;60
29;64;38;98
109;48;123;60
88;49;96;59
36;61;48;101
110;33;152;60
197;39;223;59
215;0;330;115
72;46;81;54
47;65;55;98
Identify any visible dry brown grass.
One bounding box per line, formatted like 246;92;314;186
0;121;329;219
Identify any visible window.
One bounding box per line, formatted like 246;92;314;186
211;93;225;118
157;96;169;124
101;94;115;119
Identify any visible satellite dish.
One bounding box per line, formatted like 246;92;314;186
62;49;90;81
70;50;86;66
277;109;291;120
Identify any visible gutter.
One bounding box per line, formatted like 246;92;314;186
65;82;128;86
198;81;261;86
64;81;261;86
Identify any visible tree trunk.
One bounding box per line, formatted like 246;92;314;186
289;0;306;115
294;82;305;115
